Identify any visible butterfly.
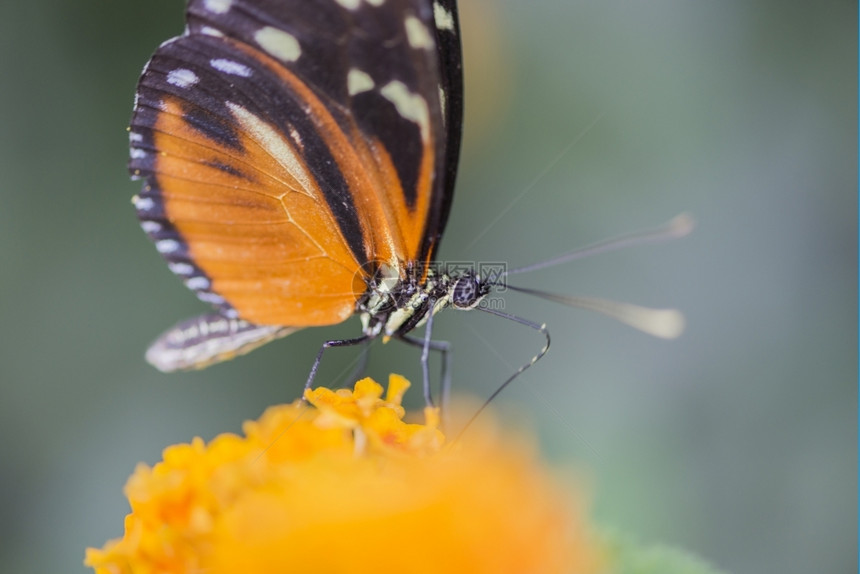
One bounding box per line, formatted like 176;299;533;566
130;0;688;406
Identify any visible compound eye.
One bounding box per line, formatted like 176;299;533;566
452;277;479;309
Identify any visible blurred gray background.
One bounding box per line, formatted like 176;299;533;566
0;1;855;572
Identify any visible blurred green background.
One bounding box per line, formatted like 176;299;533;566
0;1;855;572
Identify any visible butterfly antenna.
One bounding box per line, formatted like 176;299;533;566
452;308;550;442
505;285;685;339
504;213;694;276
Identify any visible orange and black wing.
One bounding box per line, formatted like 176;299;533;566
129;0;463;370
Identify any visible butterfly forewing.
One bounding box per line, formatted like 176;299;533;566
130;0;463;369
132;34;365;326
186;0;459;264
130;0;461;328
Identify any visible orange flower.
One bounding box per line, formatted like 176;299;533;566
85;375;602;574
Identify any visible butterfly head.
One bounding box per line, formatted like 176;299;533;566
448;269;492;310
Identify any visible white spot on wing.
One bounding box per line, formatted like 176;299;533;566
433;2;455;31
405;16;434;49
169;262;195;276
156;239;181;254
203;0;232;14
226;102;314;196
140;221;162;233
254;26;301;62
199;26;224;37
167;68;199;88
335;0;383;9
130;148;147;159
129;132;143;143
210;59;252;77
198;292;226;305
347;68;374;96
134;196;155;211
289;127;303;148
380;80;430;141
186;277;211;290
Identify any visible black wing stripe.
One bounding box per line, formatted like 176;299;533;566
346;1;443;217
420;0;462;261
132;183;234;316
351;90;424;209
188;0;352;100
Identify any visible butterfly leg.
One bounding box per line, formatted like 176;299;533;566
303;335;371;396
343;339;372;385
397;334;452;412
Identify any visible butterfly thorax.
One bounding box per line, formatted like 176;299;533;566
358;263;491;340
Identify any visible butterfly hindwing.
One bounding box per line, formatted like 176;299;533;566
145;313;299;372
